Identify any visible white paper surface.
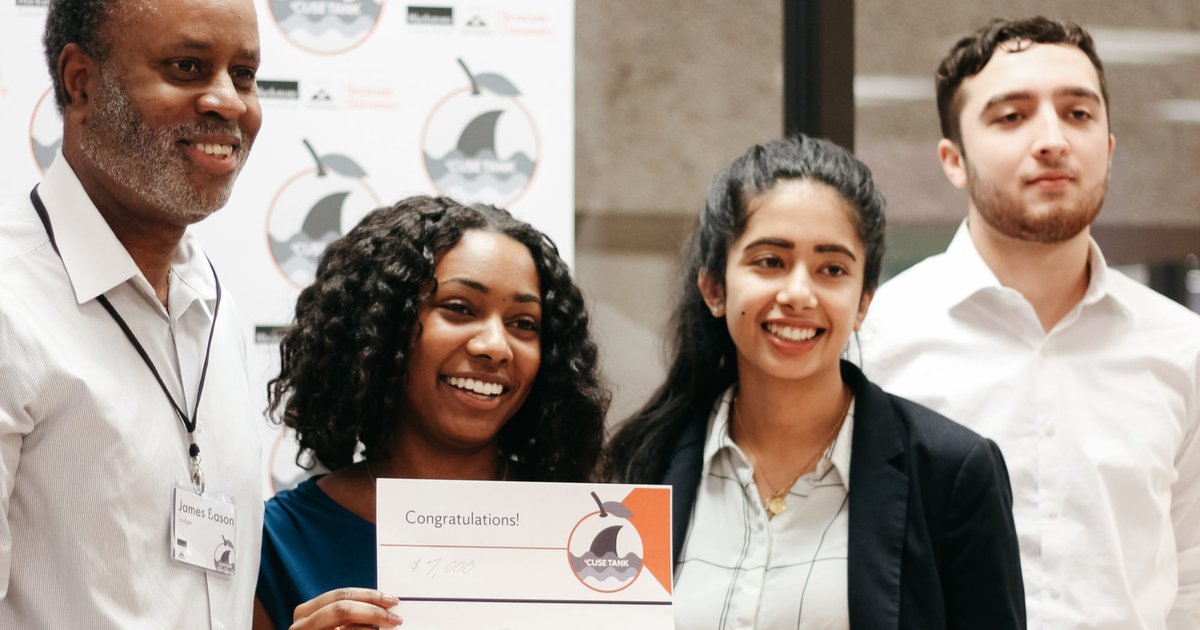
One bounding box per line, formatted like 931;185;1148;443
376;478;673;629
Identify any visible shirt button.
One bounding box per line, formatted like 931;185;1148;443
1043;424;1056;437
1049;585;1062;599
1042;502;1059;519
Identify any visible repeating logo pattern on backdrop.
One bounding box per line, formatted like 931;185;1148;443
266;140;381;288
421;58;540;207
268;0;383;55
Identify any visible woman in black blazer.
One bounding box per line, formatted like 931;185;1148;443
605;135;1024;629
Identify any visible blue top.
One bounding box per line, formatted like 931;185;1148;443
257;476;376;630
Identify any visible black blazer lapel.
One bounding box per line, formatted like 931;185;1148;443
844;361;909;629
661;416;706;565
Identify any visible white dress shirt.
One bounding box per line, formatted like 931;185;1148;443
0;154;263;629
675;387;854;630
859;223;1200;630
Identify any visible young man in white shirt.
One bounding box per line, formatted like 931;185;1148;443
0;0;264;626
861;16;1200;630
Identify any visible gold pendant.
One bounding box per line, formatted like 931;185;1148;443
766;495;787;517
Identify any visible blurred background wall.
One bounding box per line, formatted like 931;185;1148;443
573;0;1200;423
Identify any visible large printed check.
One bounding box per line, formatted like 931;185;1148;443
376;479;673;629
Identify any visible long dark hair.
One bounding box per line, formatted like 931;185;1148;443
269;195;609;482
604;135;885;483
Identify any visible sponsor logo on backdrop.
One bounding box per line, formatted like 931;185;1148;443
406;5;452;26
567;492;644;592
421;59;539;207
254;325;290;345
499;9;553;37
344;84;402;111
266;140;381;288
28;87;60;174
15;0;49;7
459;7;493;35
304;82;337;109
258;80;301;100
268;0;383;56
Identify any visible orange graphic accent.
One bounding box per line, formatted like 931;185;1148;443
621;487;672;594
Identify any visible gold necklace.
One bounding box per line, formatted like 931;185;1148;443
734;386;851;518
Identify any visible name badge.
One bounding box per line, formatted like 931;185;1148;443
170;482;237;576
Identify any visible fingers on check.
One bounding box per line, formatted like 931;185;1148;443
291;588;402;629
293;587;399;618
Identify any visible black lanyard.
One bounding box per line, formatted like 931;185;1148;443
30;185;220;493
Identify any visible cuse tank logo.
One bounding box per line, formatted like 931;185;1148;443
268;0;383;55
568;491;669;593
265;139;381;288
421;58;540;207
213;535;235;574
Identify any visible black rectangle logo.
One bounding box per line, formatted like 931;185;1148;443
257;80;300;100
255;325;290;344
407;5;452;26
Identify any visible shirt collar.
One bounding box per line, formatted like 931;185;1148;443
699;386;737;479
699;386;855;491
935;221;1005;310
39;152;141;304
822;400;855;491
943;220;1133;319
39;152;217;309
1078;238;1133;318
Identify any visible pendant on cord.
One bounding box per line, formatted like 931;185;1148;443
766;493;788;517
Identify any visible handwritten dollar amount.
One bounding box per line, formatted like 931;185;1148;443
409;557;476;578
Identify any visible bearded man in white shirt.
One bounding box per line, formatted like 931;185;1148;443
0;0;264;627
860;16;1200;630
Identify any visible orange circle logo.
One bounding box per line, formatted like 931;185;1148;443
264;140;381;289
421;59;540;207
566;492;645;593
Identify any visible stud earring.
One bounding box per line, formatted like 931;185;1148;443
711;304;724;317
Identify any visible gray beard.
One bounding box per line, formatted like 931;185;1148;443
79;69;246;224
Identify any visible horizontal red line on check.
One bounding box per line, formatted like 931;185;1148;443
379;543;567;550
394;597;670;606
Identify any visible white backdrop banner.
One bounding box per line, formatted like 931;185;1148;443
0;0;575;495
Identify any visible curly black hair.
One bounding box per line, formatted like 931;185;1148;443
269;195;608;483
44;0;114;114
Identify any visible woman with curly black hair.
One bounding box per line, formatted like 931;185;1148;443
253;195;608;630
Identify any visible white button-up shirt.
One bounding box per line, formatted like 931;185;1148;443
0;155;263;628
675;387;854;630
859;223;1200;630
